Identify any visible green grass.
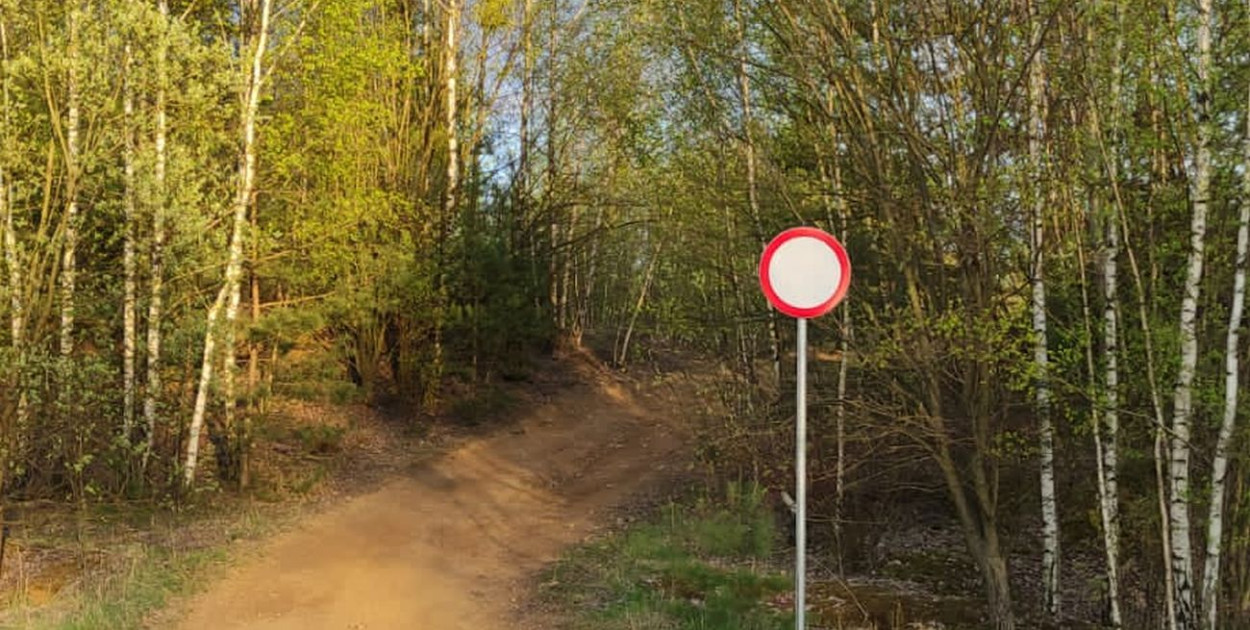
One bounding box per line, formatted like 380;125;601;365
13;545;226;630
543;483;792;630
44;547;223;630
4;503;284;630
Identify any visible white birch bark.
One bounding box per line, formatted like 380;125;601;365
1027;4;1059;614
122;41;137;440
444;0;459;221
432;0;459;384
545;3;559;328
185;0;273;486
184;286;226;485
828;138;850;576
1076;157;1121;627
733;0;780;387
1096;4;1125;622
1200;60;1250;630
1169;0;1213;624
1;17;24;434
516;0;531;245
59;1;81;361
1100;191;1123;628
814;85;850;574
144;0;169;459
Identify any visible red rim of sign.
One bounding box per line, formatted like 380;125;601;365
758;227;851;319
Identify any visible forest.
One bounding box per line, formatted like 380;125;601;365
1;0;1249;629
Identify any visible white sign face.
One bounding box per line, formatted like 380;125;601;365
767;236;843;310
758;226;851;319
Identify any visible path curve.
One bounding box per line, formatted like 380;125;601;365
176;361;684;630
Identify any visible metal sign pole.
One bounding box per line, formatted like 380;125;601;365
795;317;807;629
759;227;849;629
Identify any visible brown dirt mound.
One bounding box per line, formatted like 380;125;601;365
174;353;687;629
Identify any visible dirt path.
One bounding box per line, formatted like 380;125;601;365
175;359;685;630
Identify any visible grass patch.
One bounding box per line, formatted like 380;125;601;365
29;545;225;630
543;483;792;630
3;500;289;630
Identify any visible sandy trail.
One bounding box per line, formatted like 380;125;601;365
176;361;683;630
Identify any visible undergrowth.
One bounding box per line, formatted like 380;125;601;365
31;546;225;630
542;482;793;630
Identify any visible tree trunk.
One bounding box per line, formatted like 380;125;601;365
185;286;226;486
558;206;576;333
733;0;780;388
1169;0;1213;624
431;0;459;399
1200;66;1250;630
815;97;849;573
1026;3;1060;615
242;256;259;488
122;40;138;441
1099;189;1124;628
545;1;560;331
514;0;532;254
617;241;661;368
0;13;23;467
1089;4;1125;623
59;0;81;362
1;16;25;448
936;443;1015;630
144;0;170;463
185;0;273;486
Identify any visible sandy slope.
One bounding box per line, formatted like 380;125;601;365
175;359;684;630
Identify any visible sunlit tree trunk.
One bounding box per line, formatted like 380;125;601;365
431;0;459;396
514;0;533;258
1169;0;1213;624
1026;1;1059;614
122;40;137;441
59;0;82;362
186;0;274;486
143;0;170;462
1201;60;1250;630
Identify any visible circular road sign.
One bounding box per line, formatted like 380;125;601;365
758;227;851;319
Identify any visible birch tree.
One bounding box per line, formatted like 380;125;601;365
1090;3;1125;622
444;0;459;226
1168;0;1213;624
1200;53;1250;630
122;35;137;440
185;0;275;486
59;1;82;362
515;0;532;249
732;0;780;387
0;9;24;456
144;0;170;459
1027;0;1060;614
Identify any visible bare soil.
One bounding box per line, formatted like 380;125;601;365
173;353;688;630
